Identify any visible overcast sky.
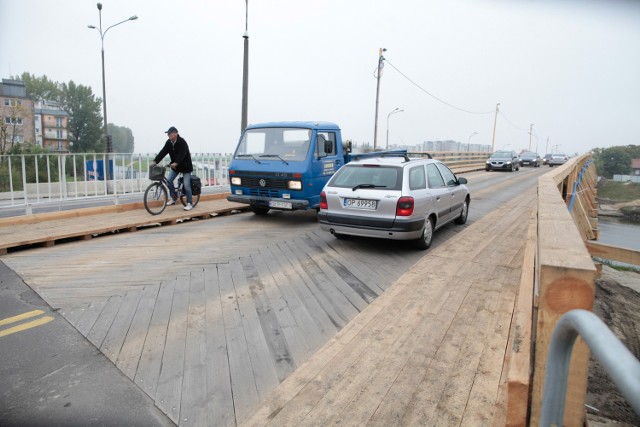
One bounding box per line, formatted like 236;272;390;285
1;0;639;155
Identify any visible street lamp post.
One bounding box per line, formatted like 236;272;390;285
88;2;138;182
241;0;249;133
467;131;478;151
386;107;404;149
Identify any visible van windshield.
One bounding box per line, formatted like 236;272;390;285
234;127;311;162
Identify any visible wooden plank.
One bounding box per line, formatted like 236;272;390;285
273;241;340;342
86;294;123;348
338;275;453;426
74;299;107;336
204;265;235;427
292;237;366;315
307;230;386;295
505;210;537;427
585;240;640;266
250;250;313;367
237;254;294;385
180;269;208;426
116;284;160;380
263;243;328;352
530;175;596;427
285;239;357;327
100;288;144;363
155;275;190;423
277;240;347;331
302;233;382;302
230;257;281;394
218;262;260;423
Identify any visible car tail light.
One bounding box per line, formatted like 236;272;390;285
320;191;328;210
396;196;414;216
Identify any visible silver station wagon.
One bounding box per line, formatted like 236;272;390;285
318;154;470;250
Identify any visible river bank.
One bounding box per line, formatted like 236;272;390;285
598;199;640;222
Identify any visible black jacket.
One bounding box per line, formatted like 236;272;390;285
154;135;193;173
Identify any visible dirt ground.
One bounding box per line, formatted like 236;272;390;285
586;266;640;426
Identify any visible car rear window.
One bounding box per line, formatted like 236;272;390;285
330;165;402;190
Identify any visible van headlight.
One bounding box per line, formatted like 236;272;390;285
288;180;302;190
231;177;242;185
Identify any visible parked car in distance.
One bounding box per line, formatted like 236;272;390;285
318;154;470;250
547;153;568;167
519;151;542;167
485;150;520;172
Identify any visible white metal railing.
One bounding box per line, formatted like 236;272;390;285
0;152;232;211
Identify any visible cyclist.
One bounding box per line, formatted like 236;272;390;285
150;126;194;210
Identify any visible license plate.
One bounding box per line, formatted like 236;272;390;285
343;198;377;210
269;201;292;209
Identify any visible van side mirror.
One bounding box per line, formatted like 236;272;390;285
458;177;468;184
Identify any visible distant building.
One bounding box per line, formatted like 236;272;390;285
632;159;640;176
0;79;35;151
34;100;70;152
1;78;70;153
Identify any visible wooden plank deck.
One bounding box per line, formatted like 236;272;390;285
0;183;536;426
242;192;535;426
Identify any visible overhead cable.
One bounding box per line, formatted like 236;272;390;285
384;59;495;115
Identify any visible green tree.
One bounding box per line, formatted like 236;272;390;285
108;123;135;153
593;146;632;178
17;72;61;102
59;81;103;153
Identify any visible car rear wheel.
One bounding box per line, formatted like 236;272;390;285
414;216;434;250
454;199;469;225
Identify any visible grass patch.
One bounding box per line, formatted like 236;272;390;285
594;257;640;273
598;180;640;202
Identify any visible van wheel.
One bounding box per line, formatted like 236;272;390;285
454;199;469;225
414;217;434;250
251;206;270;215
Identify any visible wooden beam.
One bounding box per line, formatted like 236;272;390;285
505;208;537;426
585;241;640;266
530;173;596;427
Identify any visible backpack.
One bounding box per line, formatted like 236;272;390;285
190;175;202;195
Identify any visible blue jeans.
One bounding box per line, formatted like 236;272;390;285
166;169;192;204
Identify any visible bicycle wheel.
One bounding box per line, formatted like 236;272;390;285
144;182;168;215
180;193;200;208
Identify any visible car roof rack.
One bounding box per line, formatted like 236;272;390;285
351;150;412;162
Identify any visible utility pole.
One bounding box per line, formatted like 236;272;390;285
529;123;534;150
241;0;249;133
491;103;500;152
545;137;549;154
373;47;386;150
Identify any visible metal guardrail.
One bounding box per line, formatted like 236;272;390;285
0;152;232;212
540;309;640;426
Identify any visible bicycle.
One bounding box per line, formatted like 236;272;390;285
144;165;200;215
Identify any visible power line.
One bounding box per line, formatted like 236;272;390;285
384;59;495;115
498;110;530;132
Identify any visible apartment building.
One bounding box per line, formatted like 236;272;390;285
1;78;70;153
0;79;35;152
34;100;70;152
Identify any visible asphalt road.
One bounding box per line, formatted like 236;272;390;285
0;263;176;427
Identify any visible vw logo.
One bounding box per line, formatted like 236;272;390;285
259;179;266;187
